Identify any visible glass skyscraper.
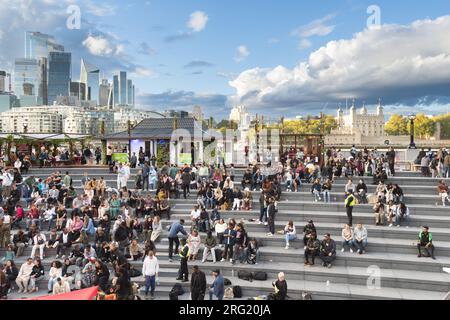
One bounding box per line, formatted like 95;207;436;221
14;58;40;99
119;71;127;105
80;59;100;103
127;79;133;105
113;75;119;107
25;32;64;60
48;52;71;105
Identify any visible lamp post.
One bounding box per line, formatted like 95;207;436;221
408;114;416;149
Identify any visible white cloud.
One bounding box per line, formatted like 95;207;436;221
229;15;450;112
235;45;250;62
298;39;312;49
130;67;157;78
84;1;116;17
292;14;336;38
187;11;209;32
82;35;115;56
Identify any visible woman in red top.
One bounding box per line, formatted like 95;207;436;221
26;204;41;231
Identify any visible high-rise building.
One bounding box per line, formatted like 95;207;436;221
113;75;119;107
80;59;100;103
38;57;48;105
127;79;133;105
25;31;64;60
14;58;40;99
132;85;135;106
119;71;127;105
99;79;111;107
70;81;86;101
48;52;72;105
0;71;5;93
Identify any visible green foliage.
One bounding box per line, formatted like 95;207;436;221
385;114;408;136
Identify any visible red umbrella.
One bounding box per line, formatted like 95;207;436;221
25;286;99;301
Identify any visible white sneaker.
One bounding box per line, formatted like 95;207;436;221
341;248;345;252
229;259;233;263
285;246;289;250
221;258;225;262
389;224;393;227
397;225;400;228
264;222;268;226
350;248;354;253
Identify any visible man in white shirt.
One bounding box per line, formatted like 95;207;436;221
117;163;127;189
31;231;47;260
53;277;71;295
2;170;13;198
190;205;201;228
16;258;34;293
142;250;159;299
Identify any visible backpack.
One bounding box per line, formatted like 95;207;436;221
233;285;242;298
223;278;232;286
224;287;234;299
129;267;142;278
169;291;179;300
238;270;253;282
171;283;185;296
252;271;267;281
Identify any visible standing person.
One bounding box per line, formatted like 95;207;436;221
181;170;191;199
266;197;277;237
221;223;237;263
417;226;436;259
344;192;356;227
386;147;396;176
168;220;188;263
117;163;127;190
190;265;207;300
176;238;190;282
130;152;137;168
209;269;224;300
319;234;337;268
95;147;102;165
142;250;159;299
106;146;113;165
437;180;449;207
142;163;150;191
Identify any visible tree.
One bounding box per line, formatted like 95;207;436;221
408;113;435;139
385;114;408;136
433;113;450;139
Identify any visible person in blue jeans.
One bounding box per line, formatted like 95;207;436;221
209;269;224;300
284;221;297;249
142;250;159;299
352;223;368;254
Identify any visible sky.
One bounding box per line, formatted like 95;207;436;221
1;0;450;120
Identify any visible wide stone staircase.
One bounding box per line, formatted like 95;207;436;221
3;166;450;300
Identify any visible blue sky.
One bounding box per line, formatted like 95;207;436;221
1;0;450;119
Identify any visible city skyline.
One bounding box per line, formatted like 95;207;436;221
0;1;450;119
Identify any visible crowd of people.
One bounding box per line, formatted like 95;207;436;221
0;144;442;300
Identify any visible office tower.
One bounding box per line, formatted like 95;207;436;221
14;58;40;98
127;79;133;105
48;52;71;105
113;75;119;107
99;79;111;107
25;31;64;60
0;71;5;92
70;81;86;100
80;59;100;104
132;84;135;106
38;57;48;105
119;71;127;105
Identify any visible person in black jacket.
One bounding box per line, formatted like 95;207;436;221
181;171;191;199
94;260;110;292
269;272;288;300
242;169;253;190
114;221;130;254
29;258;44;293
319;234;337;268
190;265;207;300
266;197;277;236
